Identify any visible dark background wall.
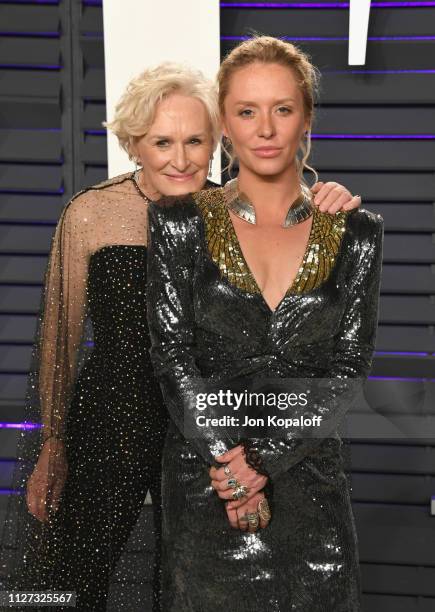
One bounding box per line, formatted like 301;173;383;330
1;1;434;610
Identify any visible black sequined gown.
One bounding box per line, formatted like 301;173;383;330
0;173;168;612
147;188;384;612
46;244;168;611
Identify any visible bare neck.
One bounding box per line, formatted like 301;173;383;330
236;164;302;226
136;168;162;201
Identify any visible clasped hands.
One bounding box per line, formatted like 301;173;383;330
209;444;270;532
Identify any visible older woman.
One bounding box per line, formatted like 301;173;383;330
147;38;383;611
1;62;360;611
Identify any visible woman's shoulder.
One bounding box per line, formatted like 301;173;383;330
342;208;384;268
78;171;136;200
346;207;384;235
87;171;134;192
60;172;136;221
149;187;223;223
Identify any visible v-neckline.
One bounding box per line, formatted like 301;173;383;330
223;198;318;315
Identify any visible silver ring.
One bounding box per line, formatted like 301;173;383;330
224;465;232;476
232;485;248;500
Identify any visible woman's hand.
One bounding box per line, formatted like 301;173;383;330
311;181;361;214
26;438;68;522
209;445;267;510
225;491;271;532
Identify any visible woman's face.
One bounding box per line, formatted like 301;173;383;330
221;62;309;178
134;93;214;198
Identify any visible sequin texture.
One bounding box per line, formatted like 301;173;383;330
1;172;169;611
194;188;347;294
147;188;384;612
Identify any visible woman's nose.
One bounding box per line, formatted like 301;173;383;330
258;113;275;138
172;145;189;171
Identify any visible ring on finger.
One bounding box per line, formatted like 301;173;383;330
258;498;271;522
227;477;239;489
224;465;232;476
247;511;259;530
232;485;248;500
238;514;249;529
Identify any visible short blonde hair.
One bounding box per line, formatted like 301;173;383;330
218;36;320;183
105;62;220;161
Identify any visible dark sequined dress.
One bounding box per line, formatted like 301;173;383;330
1;173;168;611
147;187;384;612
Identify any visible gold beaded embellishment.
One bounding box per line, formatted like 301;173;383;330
193;188;348;296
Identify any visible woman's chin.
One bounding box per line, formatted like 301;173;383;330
243;157;295;179
161;175;206;196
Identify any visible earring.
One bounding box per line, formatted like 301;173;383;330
208;155;214;178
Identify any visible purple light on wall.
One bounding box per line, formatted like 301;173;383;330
368;36;435;40
0;489;23;495
0;423;40;430
29;0;59;3
0;32;59;38
221;1;347;5
0;64;61;70
85;130;106;135
369;376;435;381
375;351;430;356
221;2;435;7
221;35;350;41
82;32;104;38
312;134;435;139
0;188;64;195
328;68;435;73
2;128;61;132
222;35;435;41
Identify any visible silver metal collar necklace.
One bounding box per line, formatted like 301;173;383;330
223;178;314;228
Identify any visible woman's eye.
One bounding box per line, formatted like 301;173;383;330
239;109;254;117
277;106;291;114
189;138;202;145
156;140;169;147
